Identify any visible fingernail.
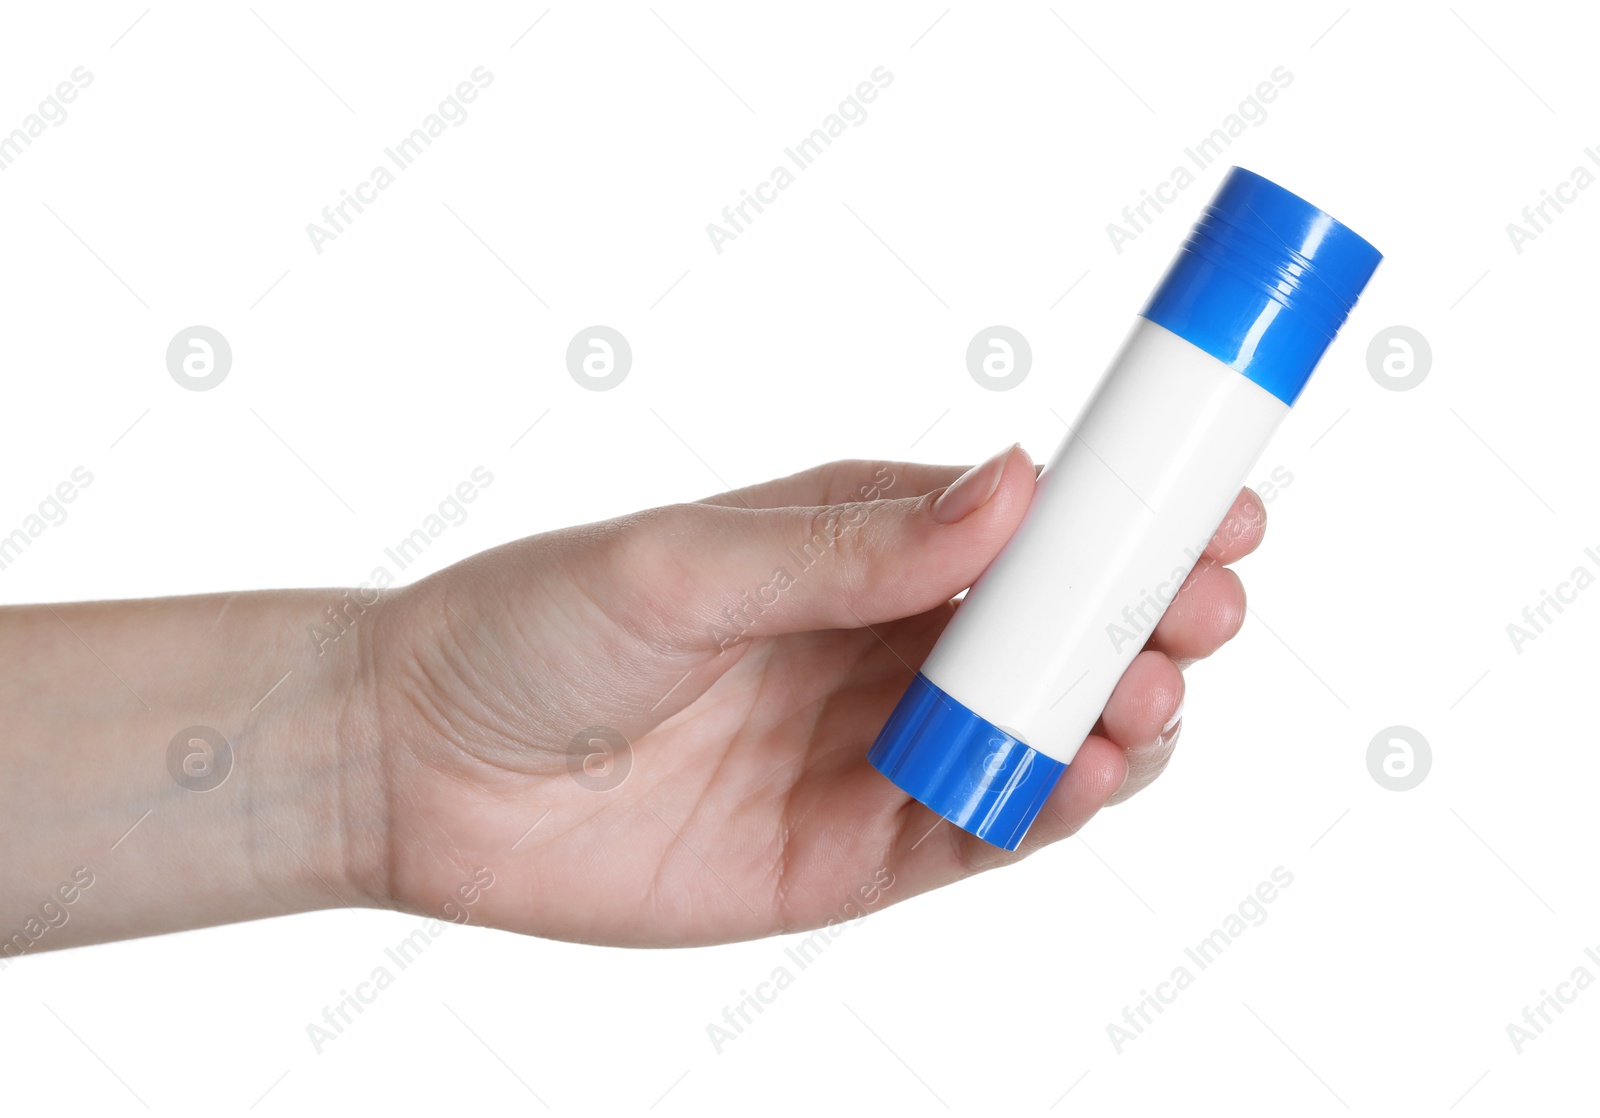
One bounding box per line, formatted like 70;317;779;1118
932;444;1016;524
1162;697;1185;735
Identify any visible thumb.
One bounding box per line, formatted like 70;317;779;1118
639;444;1035;649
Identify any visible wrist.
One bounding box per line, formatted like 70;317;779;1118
253;587;393;914
0;590;395;953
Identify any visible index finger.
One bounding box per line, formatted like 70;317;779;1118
697;458;1037;511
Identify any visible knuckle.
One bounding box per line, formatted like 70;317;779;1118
604;504;678;570
592;503;704;630
802;501;868;572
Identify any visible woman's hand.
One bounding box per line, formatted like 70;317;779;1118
359;446;1265;947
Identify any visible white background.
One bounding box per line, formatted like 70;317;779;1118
1;2;1594;1114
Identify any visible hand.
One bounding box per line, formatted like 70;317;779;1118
357;445;1267;947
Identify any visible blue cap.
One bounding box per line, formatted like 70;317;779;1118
867;673;1066;852
1140;166;1382;406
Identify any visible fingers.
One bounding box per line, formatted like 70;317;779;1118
1144;562;1247;664
1202;488;1267;564
1138;489;1260;663
696;460;967;510
696;457;1047;510
606;445;1038;648
1096;650;1184;804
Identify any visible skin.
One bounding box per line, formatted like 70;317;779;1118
0;447;1265;956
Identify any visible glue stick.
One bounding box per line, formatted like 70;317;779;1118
868;166;1381;850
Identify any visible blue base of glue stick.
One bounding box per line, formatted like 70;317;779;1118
868;673;1066;852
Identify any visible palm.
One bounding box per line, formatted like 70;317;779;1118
378;588;1030;947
